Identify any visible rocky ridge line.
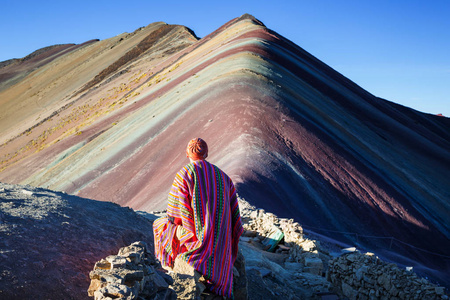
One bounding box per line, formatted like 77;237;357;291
327;252;448;299
132;198;448;299
238;198;448;299
1;181;447;299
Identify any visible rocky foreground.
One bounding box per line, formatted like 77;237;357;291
0;182;448;299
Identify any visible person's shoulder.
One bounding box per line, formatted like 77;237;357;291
178;163;195;176
207;161;233;181
189;160;231;179
198;160;219;171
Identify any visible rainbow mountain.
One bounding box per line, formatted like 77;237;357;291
1;14;449;284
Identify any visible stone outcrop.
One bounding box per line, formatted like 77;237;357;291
166;250;247;300
237;198;449;299
327;252;448;300
88;241;176;300
238;199;333;298
165;257;207;300
88;241;248;300
239;200;327;270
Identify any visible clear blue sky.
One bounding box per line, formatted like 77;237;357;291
1;0;449;116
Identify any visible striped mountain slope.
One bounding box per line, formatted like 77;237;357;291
0;14;448;285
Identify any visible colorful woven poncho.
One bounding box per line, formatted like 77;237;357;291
153;160;243;298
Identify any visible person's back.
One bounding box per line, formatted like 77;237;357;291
153;138;243;298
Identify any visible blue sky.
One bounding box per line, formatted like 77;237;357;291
1;0;449;116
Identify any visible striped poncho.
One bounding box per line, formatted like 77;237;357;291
153;160;243;298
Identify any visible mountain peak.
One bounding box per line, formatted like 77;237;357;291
236;13;266;26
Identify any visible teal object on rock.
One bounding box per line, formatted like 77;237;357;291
262;227;284;252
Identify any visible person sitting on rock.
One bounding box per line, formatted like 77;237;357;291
153;138;243;299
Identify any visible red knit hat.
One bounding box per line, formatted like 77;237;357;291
186;138;208;161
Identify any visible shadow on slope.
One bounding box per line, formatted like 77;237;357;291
237;172;450;288
0;182;154;300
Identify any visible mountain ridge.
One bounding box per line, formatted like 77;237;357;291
0;14;448;288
